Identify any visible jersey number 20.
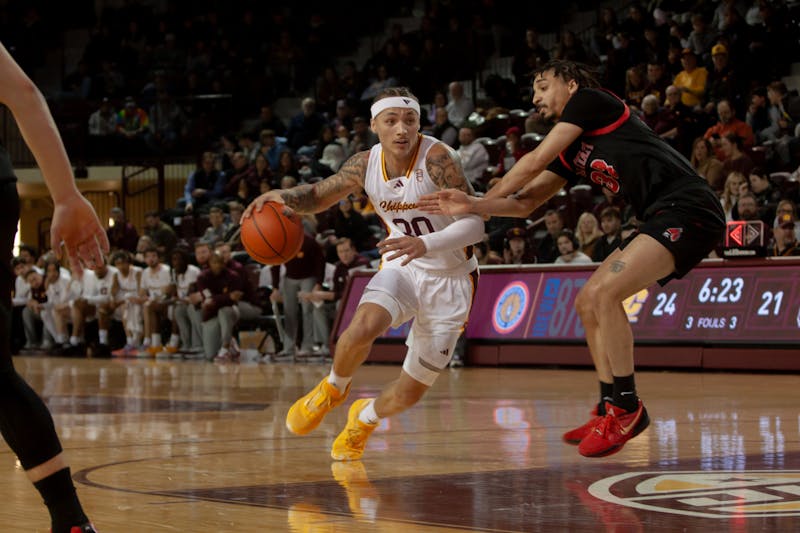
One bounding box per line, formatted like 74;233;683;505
393;216;435;237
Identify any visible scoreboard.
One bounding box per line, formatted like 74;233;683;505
334;259;800;346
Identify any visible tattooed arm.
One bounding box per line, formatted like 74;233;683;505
243;151;368;218
425;143;477;195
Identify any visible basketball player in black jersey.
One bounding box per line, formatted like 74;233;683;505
420;60;725;458
0;43;107;532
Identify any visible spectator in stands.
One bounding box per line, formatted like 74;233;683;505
770;213;800;256
199;205;231;245
258;129;289;172
197;251;243;361
183;151;225;213
332;196;374;253
733;192;765;224
719;133;755;180
704;99;755;159
687;13;716;62
429;107;459;148
656;84;698;155
704;43;741;115
643;61;670;104
592;206;623;262
535;209;565;263
247;105;286;138
640;94;661;131
763;81;798;166
147;91;185;153
107;207;138;253
446;81;474;128
503;227;537;265
496;126;530;176
720;171;747;222
299;237;370;357
273;151;299;185
673;48;707;109
624;66;647;110
513;28;550;93
456;127;490;189
143;210;177;260
286;97;326;153
746;86;771;139
270;232;325;358
223;151;259;201
215;242;261;321
116;95;150;151
424;91;448;128
474;239;503;265
88;97;117;137
691;137;724;191
555;230;593;265
553;30;590;63
330;99;354;134
774;199;800;242
194;241;212;270
749;168;781;217
590;7;619;59
575;211;604;260
317;143;347;175
224;201;244;250
349;116;378;154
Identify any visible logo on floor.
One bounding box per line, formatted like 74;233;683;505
589;471;800;518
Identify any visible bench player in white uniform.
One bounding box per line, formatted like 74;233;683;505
68;262;118;356
244;87;484;461
138;246;172;356
110;251;143;357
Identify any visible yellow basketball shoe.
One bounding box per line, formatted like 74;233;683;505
286;377;350;435
331;399;379;461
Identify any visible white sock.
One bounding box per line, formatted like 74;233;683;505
327;369;352;391
99;330;108;345
358;399;380;425
55;334;65;344
142;337;150;347
168;333;180;347
152;333;162;347
126;336;134;346
69;335;81;346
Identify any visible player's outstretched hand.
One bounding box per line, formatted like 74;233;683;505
378;235;427;266
417;189;474;216
51;192;110;275
243;190;291;219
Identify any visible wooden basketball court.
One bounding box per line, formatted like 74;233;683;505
4;354;800;532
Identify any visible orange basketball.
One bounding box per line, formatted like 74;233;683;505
240;202;305;265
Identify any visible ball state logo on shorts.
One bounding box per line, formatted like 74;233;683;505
492;281;529;334
663;227;683;242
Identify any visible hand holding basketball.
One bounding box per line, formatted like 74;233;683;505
241;200;305;265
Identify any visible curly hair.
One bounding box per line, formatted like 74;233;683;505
532;60;601;89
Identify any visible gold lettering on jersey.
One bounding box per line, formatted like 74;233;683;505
380;200;418;212
573;141;593;177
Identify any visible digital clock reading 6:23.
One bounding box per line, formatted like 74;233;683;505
696;277;744;304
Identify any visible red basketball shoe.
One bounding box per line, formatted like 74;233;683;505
562;406;603;445
578;401;649;458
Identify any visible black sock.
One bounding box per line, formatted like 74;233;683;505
32;467;89;533
598;381;614;415
612;374;639;412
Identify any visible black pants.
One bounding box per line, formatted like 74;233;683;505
0;180;63;469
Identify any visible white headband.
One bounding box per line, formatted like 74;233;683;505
370;97;420;119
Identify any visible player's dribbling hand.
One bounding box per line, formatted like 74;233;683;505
378;235;427;266
417;189;473;216
51;192;110;275
243;190;290;219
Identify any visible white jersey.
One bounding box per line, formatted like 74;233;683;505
172;264;200;298
45;273;75;306
364;134;478;274
141;263;172;299
81;266;119;305
115;265;142;302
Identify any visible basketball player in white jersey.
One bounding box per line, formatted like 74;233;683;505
110;251;143;357
244;87;484;461
138;246;172;357
69;262;118;357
